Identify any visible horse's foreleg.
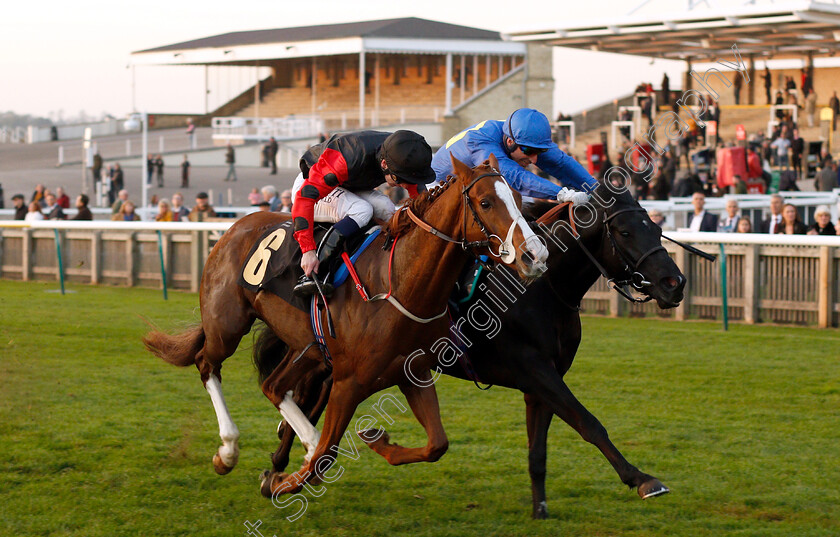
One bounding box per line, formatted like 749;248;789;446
359;375;449;466
527;364;669;499
524;393;553;519
261;379;363;498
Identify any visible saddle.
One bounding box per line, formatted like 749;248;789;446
238;221;380;312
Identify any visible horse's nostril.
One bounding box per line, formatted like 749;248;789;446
662;275;686;291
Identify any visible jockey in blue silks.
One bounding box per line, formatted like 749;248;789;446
431;108;596;204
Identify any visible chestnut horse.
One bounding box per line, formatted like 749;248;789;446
143;154;548;497
256;179;687;516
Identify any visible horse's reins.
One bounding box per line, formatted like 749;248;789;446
345;170;513;324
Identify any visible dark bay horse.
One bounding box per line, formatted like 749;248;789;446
144;154;548;497
258;179;686;516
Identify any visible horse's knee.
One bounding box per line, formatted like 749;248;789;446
427;438;449;462
528;450;547;477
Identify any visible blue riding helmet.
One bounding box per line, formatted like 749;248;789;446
503;108;555;150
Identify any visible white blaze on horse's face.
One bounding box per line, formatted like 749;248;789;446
493;179;549;272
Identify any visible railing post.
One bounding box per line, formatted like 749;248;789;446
91;231;101;284
743;244;760;324
674;246;690;321
190;230;201;293
22;228;31;282
126;232;135;287
818;246;833;328
608;285;625;318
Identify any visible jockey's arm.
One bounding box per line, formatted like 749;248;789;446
472;147;561;199
535;148;599;194
292;148;349;254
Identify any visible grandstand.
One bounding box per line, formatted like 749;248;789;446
131;18;549;143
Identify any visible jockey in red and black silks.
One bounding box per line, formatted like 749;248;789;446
291;130;436;297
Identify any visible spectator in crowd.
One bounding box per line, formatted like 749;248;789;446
807;205;836;236
224;143;237;182
44;193;65;220
718;198;741;232
12;194;26;220
648;209;666;229
256;201;271;212
651;166;670;200
25;201;44;221
791;129;804;179
801;67;812;94
736;218;752;233
113;201;140;221
776;203;806;235
815;160;837;191
830;91;840;130
763;66;772;105
689;191;718;232
55;187;70;209
261;185;280;211
154;155;165;187
92;151;103;186
155;199;174;222
189;192;216;222
805;88;817;127
771;132;791;170
186;119;196;149
661;72;670;106
774;91;785;119
112;163;124;196
758;194;784;233
268;136;278;175
171;193;190;221
181;155;190;188
733;70;742;105
672;173;702;197
31;184;46;208
72;194;93;221
248;188;261;205
111;189;129;214
278;190;293;213
146;154;155;185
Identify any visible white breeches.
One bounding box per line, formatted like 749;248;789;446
292;173;396;227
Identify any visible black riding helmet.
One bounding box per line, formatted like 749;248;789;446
380;130;436;185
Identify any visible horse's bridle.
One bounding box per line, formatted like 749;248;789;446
576;206;665;304
406;170;519;263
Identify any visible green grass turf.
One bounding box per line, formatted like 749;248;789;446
1;279;839;537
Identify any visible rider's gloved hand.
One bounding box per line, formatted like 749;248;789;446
556;187;590;205
301;250;320;277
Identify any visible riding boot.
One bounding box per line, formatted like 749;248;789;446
293;227;347;298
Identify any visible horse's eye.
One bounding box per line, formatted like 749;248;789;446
480;199;491;210
620;231;630;237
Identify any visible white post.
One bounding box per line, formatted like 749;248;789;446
374;54;380;128
141;112;148;220
158;136;164;153
311;57;317;115
255;60;260;119
341;113;347;130
58;146;64;166
228;188;233;206
205;65;209;115
460;55;466;104
400;108;406;123
485;55;491;89
126;139;131;156
445;53;453;115
498;55;503;78
473;55;478;96
359;49;366;127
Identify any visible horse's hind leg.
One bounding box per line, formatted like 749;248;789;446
359;374;449;466
196;295;255;475
272;373;332;473
525;393;553;520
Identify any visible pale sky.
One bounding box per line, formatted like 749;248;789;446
2;0;695;120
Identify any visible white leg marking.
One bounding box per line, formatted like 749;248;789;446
494;180;549;265
279;391;321;463
206;374;240;467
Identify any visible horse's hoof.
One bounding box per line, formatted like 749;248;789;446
532;501;549;519
260;471;289;498
212;452;235;475
358;428;388;445
638;478;670;499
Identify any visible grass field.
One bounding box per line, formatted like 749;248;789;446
1;279;839;537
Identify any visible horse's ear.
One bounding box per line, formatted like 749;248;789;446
487;153;499;171
450;154;472;182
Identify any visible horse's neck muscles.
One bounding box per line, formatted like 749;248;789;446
544;218;604;308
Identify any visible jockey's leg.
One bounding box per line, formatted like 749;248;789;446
293;186;374;297
357;189;397;222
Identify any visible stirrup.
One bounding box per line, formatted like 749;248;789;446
293;275;334;298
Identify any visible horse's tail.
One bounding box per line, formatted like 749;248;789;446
143;325;205;367
252;323;289;383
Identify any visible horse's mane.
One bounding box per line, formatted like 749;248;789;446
386;175;457;237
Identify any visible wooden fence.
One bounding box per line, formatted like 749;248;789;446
1;223;838;328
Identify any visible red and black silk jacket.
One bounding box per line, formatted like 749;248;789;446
292;131;420;253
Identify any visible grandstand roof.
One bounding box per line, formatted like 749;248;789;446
504;1;840;61
131;18;524;66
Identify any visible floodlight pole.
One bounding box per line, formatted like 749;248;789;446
141;112;148;219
